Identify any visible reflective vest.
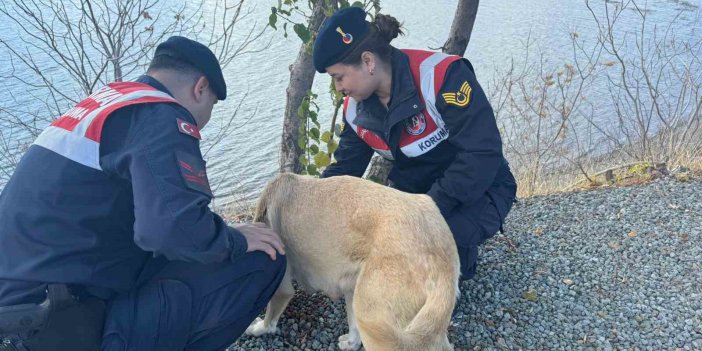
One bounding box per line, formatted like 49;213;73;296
33;82;179;170
343;49;462;160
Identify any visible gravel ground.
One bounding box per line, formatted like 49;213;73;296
229;177;702;350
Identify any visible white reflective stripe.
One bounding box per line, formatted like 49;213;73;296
73;90;176;136
419;52;450;106
400;124;449;157
419;52;451;130
33;126;102;170
344;97;359;129
345;98;393;157
376;150;394;160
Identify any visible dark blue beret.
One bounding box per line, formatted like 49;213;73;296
313;7;369;73
154;36;227;100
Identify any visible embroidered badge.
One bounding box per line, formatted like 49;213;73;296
336;27;353;44
442;81;473;107
405;114;427;136
177;118;201;140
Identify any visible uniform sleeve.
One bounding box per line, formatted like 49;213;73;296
426;60;504;217
321;108;374;178
107;103;247;264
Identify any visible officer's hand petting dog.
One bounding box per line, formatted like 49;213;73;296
236;222;286;260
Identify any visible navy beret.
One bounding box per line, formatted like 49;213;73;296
313;7;369;73
154;36;227;100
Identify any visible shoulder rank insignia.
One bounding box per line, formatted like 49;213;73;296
442;81;472;107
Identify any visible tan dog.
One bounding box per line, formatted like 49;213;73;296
245;173;459;351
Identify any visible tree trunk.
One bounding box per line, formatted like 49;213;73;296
278;0;327;173
366;156;393;184
365;0;480;184
443;0;479;56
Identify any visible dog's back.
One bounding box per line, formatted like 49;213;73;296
255;173;459;350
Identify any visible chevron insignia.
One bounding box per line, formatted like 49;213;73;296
442;81;472;107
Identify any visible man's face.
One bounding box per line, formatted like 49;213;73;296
191;79;218;129
198;87;218;129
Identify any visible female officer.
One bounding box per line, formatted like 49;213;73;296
315;7;517;280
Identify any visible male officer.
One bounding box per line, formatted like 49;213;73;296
0;36;286;350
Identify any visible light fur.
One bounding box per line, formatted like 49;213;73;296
245;174;459;351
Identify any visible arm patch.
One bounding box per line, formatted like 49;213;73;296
176;150;213;197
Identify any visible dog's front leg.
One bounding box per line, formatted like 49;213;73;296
245;269;294;336
338;292;362;351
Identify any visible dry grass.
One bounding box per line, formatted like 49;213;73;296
513;152;702;198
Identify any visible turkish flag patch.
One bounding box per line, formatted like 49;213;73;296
176;150;213;197
177;118;201;140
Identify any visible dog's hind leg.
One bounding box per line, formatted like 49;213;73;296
338;292;362;351
245;269;294;336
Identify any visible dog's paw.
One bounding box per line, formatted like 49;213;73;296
338;333;362;350
245;317;277;337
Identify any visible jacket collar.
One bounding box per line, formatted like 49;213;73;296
136;75;175;97
135;75;199;125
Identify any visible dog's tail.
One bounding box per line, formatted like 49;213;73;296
358;273;457;350
400;274;457;348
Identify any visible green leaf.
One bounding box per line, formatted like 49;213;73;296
297;99;309;118
268;13;277;30
293;23;311;44
522;289;538;302
306;164;318;175
320;131;332;143
283;22;288;38
327;139;338;154
334;123;343;136
310;127;320;140
329;78;343;101
323;6;335;16
314;151;331;167
297;137;306;149
310;144;319;154
298;154;308;166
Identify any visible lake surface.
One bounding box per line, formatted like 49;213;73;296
1;0;700;206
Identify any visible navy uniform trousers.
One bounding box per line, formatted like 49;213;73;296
447;190;514;280
101;251;285;351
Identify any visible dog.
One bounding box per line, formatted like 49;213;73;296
245;173;459;351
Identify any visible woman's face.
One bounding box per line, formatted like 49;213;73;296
326;60;377;101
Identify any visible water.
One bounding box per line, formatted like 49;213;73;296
1;0;700;206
